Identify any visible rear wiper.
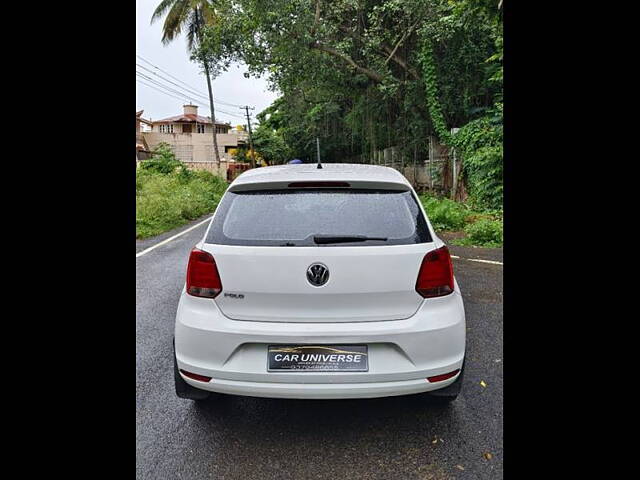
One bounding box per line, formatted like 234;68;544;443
313;235;388;244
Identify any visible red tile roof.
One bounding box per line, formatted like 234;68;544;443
153;113;230;126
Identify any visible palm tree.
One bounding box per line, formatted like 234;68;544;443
151;0;221;166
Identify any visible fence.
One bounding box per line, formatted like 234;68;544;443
182;160;229;176
347;137;466;200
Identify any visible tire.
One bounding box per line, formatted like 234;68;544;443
426;360;465;404
173;341;217;401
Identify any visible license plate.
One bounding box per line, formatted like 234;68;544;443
267;345;368;372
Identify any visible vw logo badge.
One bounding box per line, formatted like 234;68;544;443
307;263;329;287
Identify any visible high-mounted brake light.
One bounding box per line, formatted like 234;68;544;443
186;248;222;298
415;246;454;298
288;181;351;188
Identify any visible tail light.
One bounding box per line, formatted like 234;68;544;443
415;246;454;298
288;181;350;188
186;248;222;298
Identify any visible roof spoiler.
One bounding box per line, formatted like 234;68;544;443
228;180;410;192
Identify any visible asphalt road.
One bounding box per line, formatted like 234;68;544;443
136;220;503;480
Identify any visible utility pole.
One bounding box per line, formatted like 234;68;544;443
241;106;256;168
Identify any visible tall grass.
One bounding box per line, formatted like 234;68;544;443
420;195;471;231
419;194;503;247
460;219;503;247
136;168;228;239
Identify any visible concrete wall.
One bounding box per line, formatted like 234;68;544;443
182;161;229;178
142;132;246;163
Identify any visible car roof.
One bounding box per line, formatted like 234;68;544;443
229;163;411;191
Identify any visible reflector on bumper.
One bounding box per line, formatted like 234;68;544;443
427;369;460;383
180;369;212;382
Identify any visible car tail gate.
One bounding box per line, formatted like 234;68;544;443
202;245;440;322
197;187;446;323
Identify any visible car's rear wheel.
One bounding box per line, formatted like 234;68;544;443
173;341;219;401
426;360;465;403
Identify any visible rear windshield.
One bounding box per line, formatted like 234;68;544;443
206;189;432;246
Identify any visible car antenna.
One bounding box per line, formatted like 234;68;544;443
316;137;322;169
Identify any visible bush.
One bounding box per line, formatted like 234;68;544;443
140;142;183;174
420;195;470;231
463;145;503;211
452;106;503;211
136;167;228;239
463;218;503;247
420;194;503;247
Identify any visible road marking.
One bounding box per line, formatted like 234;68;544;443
451;255;503;266
468;258;503;265
136;216;213;258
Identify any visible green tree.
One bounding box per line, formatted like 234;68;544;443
195;0;502;206
251;128;290;165
198;0;499;150
151;0;222;166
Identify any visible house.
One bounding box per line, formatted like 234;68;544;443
141;104;249;175
136;110;153;163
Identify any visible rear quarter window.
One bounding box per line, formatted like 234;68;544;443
206;189;432;246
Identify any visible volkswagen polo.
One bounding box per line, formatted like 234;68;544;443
174;163;465;402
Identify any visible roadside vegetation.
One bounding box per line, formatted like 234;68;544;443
136;143;228;239
146;1;503;247
420;195;502;248
194;0;503;247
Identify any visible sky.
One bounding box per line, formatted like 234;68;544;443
136;0;279;126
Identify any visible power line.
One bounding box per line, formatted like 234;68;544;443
135;71;245;119
136;71;200;103
137;62;236;110
136;78;191;104
136;54;210;99
136;78;246;120
136;63;212;104
136;54;244;108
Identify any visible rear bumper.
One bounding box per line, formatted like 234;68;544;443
175;289;465;399
180;373;461;400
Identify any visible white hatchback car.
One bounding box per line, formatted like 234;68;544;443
174;163;465;402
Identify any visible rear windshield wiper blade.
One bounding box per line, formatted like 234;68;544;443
313;235;388;244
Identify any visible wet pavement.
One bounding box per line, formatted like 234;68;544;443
136;221;503;479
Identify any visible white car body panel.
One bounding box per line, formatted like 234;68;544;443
175;163;465;399
227;163;412;192
205;243;433;322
